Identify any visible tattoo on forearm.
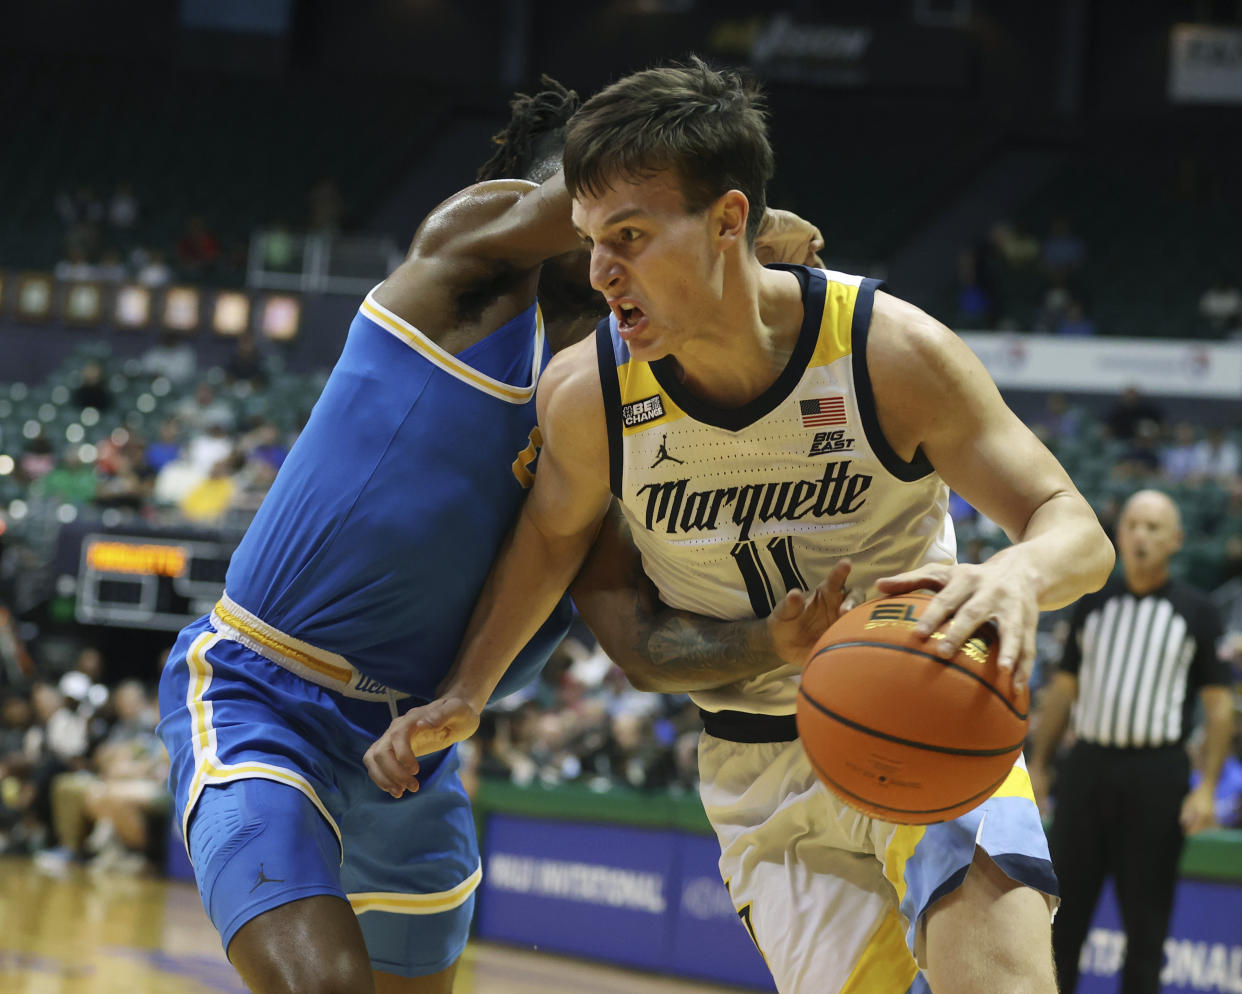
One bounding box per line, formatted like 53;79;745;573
638;612;776;689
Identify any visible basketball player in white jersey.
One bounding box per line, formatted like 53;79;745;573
368;59;1114;994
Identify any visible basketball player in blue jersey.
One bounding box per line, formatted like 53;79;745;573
372;61;1116;994
156;77;840;994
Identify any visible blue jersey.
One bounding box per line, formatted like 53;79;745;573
224;289;569;701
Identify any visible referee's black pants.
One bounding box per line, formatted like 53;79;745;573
1047;741;1189;994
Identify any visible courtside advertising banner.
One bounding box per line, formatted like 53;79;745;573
670;833;775;990
477;815;678;973
1076;879;1242;994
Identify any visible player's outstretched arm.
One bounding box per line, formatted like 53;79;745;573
866;292;1114;693
571;503;855;692
364;340;612;797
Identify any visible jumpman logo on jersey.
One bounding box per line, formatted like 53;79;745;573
650;434;684;469
250;863;286;893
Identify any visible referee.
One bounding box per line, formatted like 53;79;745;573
1029;489;1235;994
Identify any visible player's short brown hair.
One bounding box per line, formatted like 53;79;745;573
564;56;774;243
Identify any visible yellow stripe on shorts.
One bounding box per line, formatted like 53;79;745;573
841;905;918;994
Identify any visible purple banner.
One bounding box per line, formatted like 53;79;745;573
477;815;679;973
669;833;775;990
1075;879;1242;994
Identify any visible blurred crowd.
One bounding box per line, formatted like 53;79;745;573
953;213;1241;340
9;337;292;530
0;646;168;875
49;177;349;291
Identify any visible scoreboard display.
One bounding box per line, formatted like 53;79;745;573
61;525;239;631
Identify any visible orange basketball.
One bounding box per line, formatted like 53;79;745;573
796;591;1029;825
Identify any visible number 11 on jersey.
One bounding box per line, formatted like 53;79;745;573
731;536;809;617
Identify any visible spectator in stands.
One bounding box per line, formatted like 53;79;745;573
239;417;287;472
1198;276;1241;337
21;678;94;855
136;248;172;288
139;330;196;384
986;219;1040;269
605;711;677;790
35;450;96;507
1192;427;1241;484
71;360;112;413
1104;385;1164;442
225;333;269;387
107;183;139;234
184;416;235;477
179;452;243;523
54;186;104;230
175;215;220;274
1161;422;1202;482
0;606;34;687
1031;392;1083;444
94;437;155;512
953;248;994;328
1041;216;1087;277
39;680;168;876
144;417;183;473
176;383;235;437
18;431;56;483
152;450;203;509
1055;299;1096;337
0;691;33;847
260;221;297;272
1115;420;1163;478
1033;275;1071;333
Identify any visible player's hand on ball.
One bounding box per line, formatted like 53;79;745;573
769;559;855;668
755;208;826;267
875;558;1038;694
364;696;481;798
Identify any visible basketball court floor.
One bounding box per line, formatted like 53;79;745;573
0;856;742;993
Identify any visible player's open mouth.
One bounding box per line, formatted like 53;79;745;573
615;302;647;336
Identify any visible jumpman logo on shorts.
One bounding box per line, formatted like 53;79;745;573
650;434;684;468
250;862;286;893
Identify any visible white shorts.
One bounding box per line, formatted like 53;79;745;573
698;732;1056;994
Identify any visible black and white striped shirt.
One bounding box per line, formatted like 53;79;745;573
1059;576;1228;748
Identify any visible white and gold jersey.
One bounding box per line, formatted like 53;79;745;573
594;266;956;716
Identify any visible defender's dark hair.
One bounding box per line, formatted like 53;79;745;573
477;76;580;184
564;56;773;243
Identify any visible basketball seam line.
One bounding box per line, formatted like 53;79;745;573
807;751;1010;817
808;640;1029;720
797;688;1026;757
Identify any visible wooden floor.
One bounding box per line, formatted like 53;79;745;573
0;856;739;993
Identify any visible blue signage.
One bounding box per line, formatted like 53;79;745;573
669;833;775;990
477;814;679;972
1075;879;1242;994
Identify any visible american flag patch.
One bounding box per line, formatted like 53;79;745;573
800;396;847;427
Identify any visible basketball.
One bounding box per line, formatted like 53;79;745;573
796;591;1029;825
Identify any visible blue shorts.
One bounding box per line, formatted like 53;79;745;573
156;615;479;978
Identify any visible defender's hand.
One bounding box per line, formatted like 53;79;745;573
770;560;855;668
755;208;826;267
876;560;1039;694
364;696;481;798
